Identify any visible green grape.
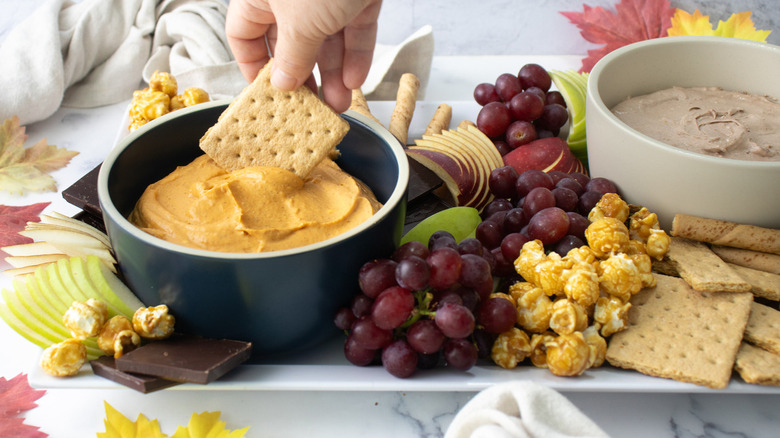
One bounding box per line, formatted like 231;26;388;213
400;207;481;246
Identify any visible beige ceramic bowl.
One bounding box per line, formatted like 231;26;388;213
586;36;780;230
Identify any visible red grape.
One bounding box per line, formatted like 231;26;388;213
522;187;556;220
473;82;500;106
552;186;579;212
566;211;590;240
395;256;430;291
586;177;619;195
537;103;569;131
488;166;519;199
545;90;566;107
518;63;552;92
358;259;398;299
351;293;373;318
556;177;584;196
350;316;392;350
427;247;463;290
551;235;585;257
459;254;492;290
577;190;604;215
344;335;376;366
434;302;475;339
477;297;517;334
476;101;512;138
527;206;570;244
457;238;484;256
391;241;429;262
493;139;512;156
494;73;524;102
443;338;478;371
503;208;528;233
428;230;458;251
505;120;538;149
406;319;446;354
509;91;545;122
515;169;554;197
500;232;530;262
334;307;356;331
382;339;418;378
371;286;415;329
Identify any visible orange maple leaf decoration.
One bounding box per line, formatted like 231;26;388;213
561;0;676;72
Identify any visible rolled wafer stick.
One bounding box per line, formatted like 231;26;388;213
710;245;780;275
388;73;420;145
671;214;780;255
457;119;476;130
423;103;452;136
349;89;381;124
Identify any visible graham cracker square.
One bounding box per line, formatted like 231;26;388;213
666;236;751;293
734;343;780;386
199;60;349;178
743;300;780;355
605;273;753;389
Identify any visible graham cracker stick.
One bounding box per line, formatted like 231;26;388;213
710;245;780;276
349;89;381;124
457;120;476;130
671;214;780;255
423;103;452;136
388;73;420;145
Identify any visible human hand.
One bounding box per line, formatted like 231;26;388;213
226;0;382;113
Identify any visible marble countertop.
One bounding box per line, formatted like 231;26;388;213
2;51;780;437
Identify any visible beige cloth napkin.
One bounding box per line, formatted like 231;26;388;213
445;382;609;438
0;0;434;125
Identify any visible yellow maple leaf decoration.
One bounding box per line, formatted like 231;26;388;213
96;402;250;438
97;402;167;438
170;411;250;438
668;9;771;42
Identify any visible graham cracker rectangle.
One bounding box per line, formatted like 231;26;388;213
666;236;751;293
743;301;780;355
734;343;780;386
199;60;349;178
606;273;753;389
730;263;780;301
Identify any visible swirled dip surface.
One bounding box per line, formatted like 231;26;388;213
611;87;780;161
129;155;382;253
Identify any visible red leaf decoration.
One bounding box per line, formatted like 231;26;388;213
0;373;47;438
0;202;49;256
561;0;676;72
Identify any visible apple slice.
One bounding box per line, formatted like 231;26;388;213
13;277;71;339
34;264;70;313
44;262;79;309
23;274;63;324
2;286;69;345
400;207;482;246
0;300;54;350
56;258;90;303
413;138;482;206
406;148;475;207
85;255;144;317
18;227;117;271
503;137;585;175
2;241;62;257
6;254;68;269
39;211;112;248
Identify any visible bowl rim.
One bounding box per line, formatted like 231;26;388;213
587;35;780;168
97;98;410;259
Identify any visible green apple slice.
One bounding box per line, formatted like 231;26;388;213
85;255;144;317
13;277;71;338
68;256;122;317
39;212;112;248
2;286;68;345
1;241;62;256
0;299;53;350
400;206;482;246
56;258;90;303
23;275;64;324
44;262;79;309
34;264;70;313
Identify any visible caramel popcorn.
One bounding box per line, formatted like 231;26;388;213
594;296;631;337
582;325;607;368
545;332;590;377
563;245;600;269
514;240;547;284
529;332;556;368
629;207;670;260
588;193;630;223
645;228;671;261
626;251;656;289
128;71;209;131
62;298;108;339
534;253;570;296
598;252;643;302
491;327;532;369
549;298;589;335
98;315;141;358
585;217;631;258
40;339;86;377
513;284;553;333
132;305;175;340
561;262;600;308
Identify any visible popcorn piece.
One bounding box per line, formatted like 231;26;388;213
176;87;210;107
549;298;589;335
491;327;532;369
646;228;671;261
129;89;171;123
588;193;629;223
98;315;141;358
594;296;631;337
545;332;590;377
627;251;656;289
512;284;553;333
62;298;108;339
598;252;643;302
41;339;87;377
529;332;556;368
630;207;670;260
514;240;548;284
563;245;600;270
582;325;607;368
534;252;570;296
561;262;600;308
585;217;631;258
149;70;178;97
132;305;175;340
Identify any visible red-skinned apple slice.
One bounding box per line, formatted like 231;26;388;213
414;136;486;208
503;137;585;175
433;131;495;209
406;148;476;207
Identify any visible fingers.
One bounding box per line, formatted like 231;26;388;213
225;0;274;82
342;2;381;89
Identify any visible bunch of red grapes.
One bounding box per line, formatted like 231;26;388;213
334;234;517;378
474;64;568;154
481;167;619;265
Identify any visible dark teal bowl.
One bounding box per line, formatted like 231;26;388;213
98;100;408;357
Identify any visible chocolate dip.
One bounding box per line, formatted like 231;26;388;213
611;87;780;161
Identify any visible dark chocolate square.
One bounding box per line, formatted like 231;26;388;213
90;356;179;393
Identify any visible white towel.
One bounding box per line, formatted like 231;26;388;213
0;0;240;125
0;0;434;125
445;382;609;438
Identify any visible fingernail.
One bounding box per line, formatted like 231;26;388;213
271;67;297;91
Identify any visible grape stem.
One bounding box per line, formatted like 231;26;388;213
397;289;435;331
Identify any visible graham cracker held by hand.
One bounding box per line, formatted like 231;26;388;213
199;60;349;178
605;273;753;389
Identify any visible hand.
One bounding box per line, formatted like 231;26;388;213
226;0;382;113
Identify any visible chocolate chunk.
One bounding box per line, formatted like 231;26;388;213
90;356;179;393
115;334;252;384
406;156;442;203
62;163;102;218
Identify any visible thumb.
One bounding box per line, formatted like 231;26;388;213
269;26;325;91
